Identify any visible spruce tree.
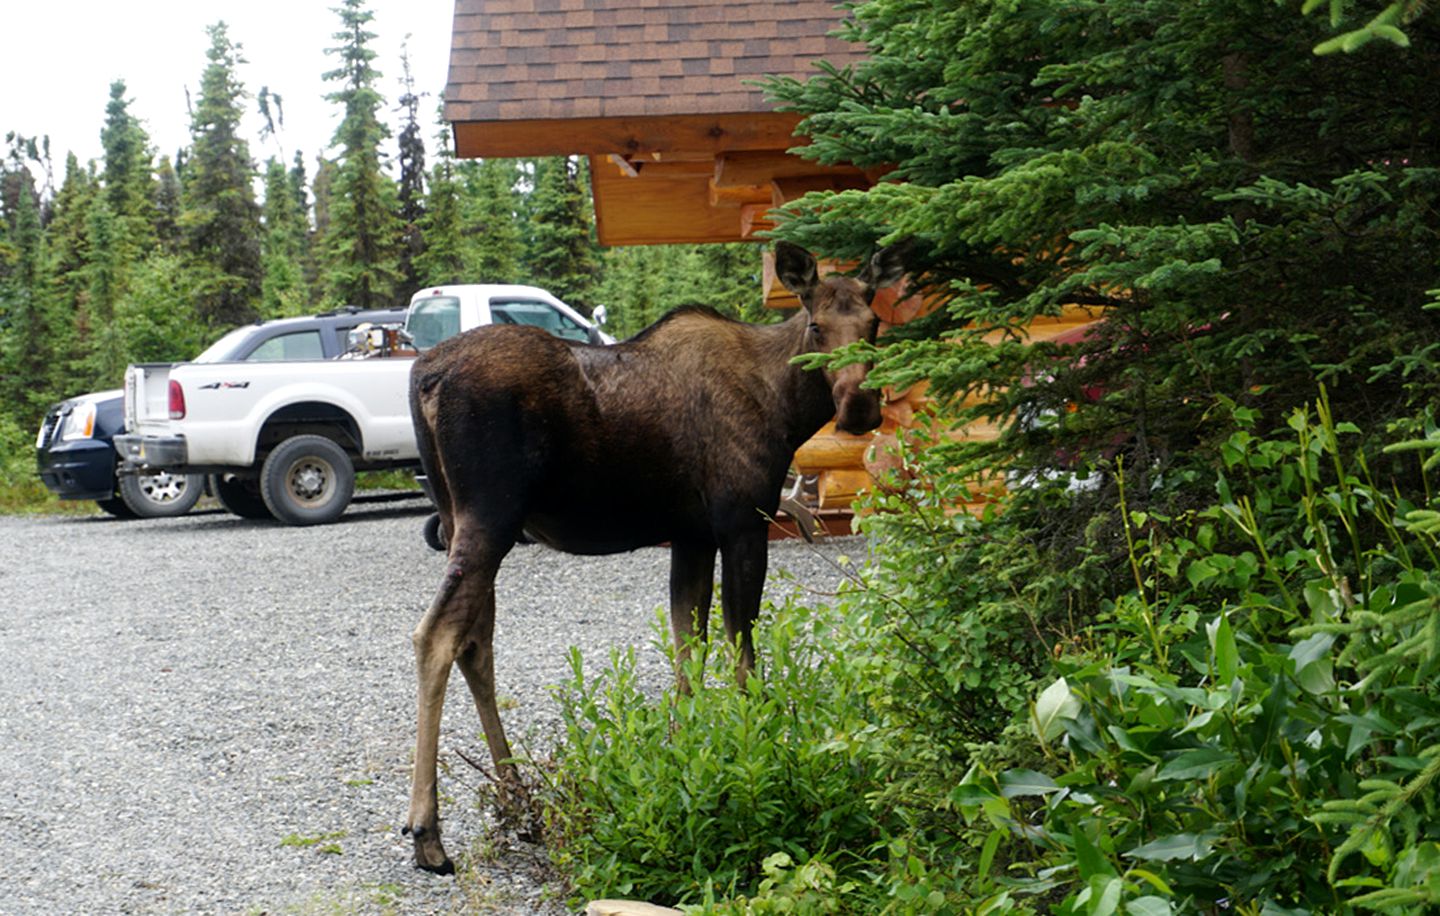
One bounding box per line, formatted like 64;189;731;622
182;22;262;328
152;154;182;252
320;0;404;308
83;196;128;385
395;44;427;293
44;154;96;362
260;157;309;316
98;79;156;257
0;166;62;420
459;157;521;283
287;151;309;223
523;156;597;308
309;154;337;297
764;0;1440;488
413;113;465;285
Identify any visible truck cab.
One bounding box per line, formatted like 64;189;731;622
406;284;612;351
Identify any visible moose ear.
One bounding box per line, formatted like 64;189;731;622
858;242;909;298
774;241;820;309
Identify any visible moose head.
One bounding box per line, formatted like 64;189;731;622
774;240;907;435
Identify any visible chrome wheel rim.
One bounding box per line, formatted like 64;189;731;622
139;472;188;505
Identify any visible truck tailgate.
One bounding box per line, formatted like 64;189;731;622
124;363;176;431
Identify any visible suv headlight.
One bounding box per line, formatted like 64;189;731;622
61;402;98;441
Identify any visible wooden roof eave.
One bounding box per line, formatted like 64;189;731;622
450;111;807;160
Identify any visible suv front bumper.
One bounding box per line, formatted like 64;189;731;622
36;439;117;500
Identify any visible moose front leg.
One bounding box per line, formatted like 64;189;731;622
668;541;716;693
720;530;768;685
455;603;517;789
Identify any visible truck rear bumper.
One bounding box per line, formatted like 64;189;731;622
114;434;188;472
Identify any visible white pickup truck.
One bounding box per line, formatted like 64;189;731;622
115;284;609;526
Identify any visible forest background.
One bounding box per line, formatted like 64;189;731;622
0;0;763;508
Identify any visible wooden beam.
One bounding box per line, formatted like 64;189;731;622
454;112;805;160
771;174;871;205
714;149;869;188
590;154;750;246
709;181;771;208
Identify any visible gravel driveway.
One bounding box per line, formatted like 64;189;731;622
0;496;865;915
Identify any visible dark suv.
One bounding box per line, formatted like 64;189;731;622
36;306;406;518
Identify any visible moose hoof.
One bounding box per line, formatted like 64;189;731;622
406;824;454;875
418;857;455;876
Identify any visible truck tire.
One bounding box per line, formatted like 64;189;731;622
260;435;355;526
211;473;273;520
117;471;204;518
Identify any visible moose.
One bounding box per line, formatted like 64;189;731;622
403;241;906;873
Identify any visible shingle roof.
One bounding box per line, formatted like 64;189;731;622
443;0;866;123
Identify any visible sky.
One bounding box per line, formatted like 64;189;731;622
1;0;456;185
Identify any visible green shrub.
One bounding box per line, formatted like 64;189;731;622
0;413;70;514
954;404;1440;913
543;600;885;909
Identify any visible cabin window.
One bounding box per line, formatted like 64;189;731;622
491;300;590;342
246;330;325;361
409;296;462;351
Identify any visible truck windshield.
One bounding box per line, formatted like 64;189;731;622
407;296;462;351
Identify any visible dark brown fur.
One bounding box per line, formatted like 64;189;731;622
403;242;905;872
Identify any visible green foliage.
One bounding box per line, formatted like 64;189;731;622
700;852;858;915
115;252;208;361
259;157;310;317
394;46;427;294
544;601;884;909
0;414;64;512
594;242;769;338
1304;0;1429;54
0;168;65;423
943;406;1440;913
182;22;262;330
524;156;599;309
98;79;155;259
321;0;404;309
458;157;523;284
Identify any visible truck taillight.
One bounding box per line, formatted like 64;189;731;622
168;380;186;419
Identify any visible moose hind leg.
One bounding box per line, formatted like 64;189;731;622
405;545;503;874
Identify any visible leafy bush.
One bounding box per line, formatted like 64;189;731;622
0;413;68;513
543;600;885;908
953;404;1440;913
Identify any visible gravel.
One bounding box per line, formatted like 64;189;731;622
0;495;867;915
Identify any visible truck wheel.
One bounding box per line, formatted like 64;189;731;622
260;435;355;526
117;471;204;518
211;473;273;520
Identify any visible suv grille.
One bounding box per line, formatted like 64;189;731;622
36;407;64;450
